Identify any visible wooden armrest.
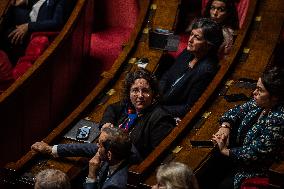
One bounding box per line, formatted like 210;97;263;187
269;160;284;188
30;32;59;40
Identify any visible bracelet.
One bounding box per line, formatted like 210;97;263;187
220;124;231;129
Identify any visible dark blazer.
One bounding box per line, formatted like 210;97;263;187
28;0;67;31
57;143;98;157
6;0;67;32
100;102;176;158
159;48;219;117
56;143;129;189
57;143;142;163
84;162;128;189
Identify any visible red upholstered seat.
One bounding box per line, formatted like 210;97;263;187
25;35;50;57
90;28;132;70
90;0;139;71
168;34;189;59
12;56;36;80
12;32;57;80
241;177;269;189
0;50;14;92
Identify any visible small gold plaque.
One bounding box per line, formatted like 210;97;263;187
107;89;116;96
225;80;234;86
202;112;211;119
151;4;157;10
143;27;149;34
255;16;261;22
243;48;250;54
128;58;137;64
172;146;183;154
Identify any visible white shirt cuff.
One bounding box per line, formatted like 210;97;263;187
85;177;97;183
51;145;59;157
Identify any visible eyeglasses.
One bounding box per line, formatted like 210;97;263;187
130;88;151;97
210;5;226;12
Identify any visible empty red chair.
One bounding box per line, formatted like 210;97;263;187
12;32;56;79
25;35;50;57
12;56;35;80
90;0;139;71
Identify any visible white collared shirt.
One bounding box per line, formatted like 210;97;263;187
29;0;47;22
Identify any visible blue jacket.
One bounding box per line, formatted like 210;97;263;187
57;143;130;189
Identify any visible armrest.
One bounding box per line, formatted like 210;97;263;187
269;160;284;188
30;32;59;40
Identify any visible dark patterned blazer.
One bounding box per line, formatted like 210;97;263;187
220;99;284;189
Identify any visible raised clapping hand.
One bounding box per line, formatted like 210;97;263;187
31;141;52;155
88;151;101;180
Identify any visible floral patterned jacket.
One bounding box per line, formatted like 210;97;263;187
220;99;284;189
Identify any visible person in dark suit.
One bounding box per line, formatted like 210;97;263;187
32;127;133;189
1;0;67;63
159;18;223;118
3;0;67;45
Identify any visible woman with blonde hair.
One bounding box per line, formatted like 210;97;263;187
152;162;199;189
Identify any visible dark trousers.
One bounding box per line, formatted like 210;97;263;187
218;172;235;189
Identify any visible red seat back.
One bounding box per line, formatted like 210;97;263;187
241;177;269;189
12;32;57;79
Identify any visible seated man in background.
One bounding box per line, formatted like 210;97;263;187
32;127;134;189
0;0;67;63
34;168;70;189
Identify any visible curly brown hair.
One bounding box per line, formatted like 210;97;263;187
261;67;284;103
122;68;160;105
